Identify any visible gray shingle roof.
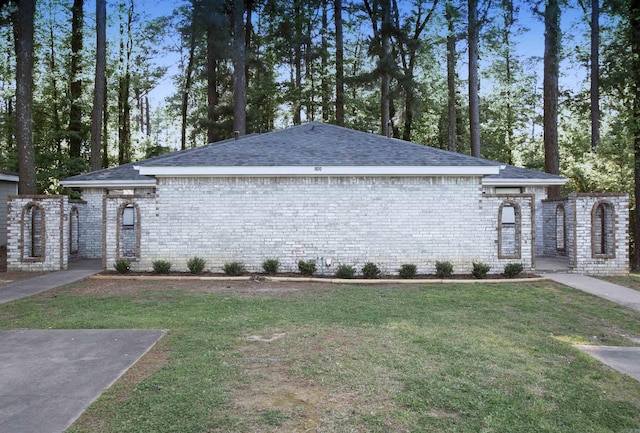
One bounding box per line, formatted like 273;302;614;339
141;122;498;167
486;164;566;181
62;122;565;185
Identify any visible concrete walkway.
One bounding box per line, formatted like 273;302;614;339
0;329;165;433
542;273;640;312
0;260;102;304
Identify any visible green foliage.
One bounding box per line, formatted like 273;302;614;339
399;263;417;279
435;261;453;278
113;258;131;274
335;264;356;279
361;262;381;279
297;260;316;276
472;262;491;279
223;261;246;276
152;260;172;274
504;263;524;278
262;258;280;275
187;256;206;275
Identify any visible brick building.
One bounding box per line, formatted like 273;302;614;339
6;122;629;275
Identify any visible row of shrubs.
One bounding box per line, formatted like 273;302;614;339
114;257;524;279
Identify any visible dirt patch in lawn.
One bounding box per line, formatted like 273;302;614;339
220;326;412;432
62;278;358;298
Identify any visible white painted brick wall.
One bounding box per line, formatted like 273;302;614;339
7;196;68;271
79;189;104;259
571;194;629;275
100;176;536;275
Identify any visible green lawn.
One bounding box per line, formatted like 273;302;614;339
599;274;640;293
1;279;640;432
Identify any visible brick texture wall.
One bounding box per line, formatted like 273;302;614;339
99;176;535;275
571;193;629;275
7;196;68;271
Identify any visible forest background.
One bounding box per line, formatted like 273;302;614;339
1;0;640;263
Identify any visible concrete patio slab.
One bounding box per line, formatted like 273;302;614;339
0;329;165;433
574;345;640;382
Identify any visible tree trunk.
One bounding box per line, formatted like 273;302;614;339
145;95;150;136
13;0;36;194
292;1;302;125
335;0;344;126
90;0;106;171
631;0;640;270
233;0;247;135
446;1;457;152
118;0;133;164
590;0;600;151
102;76;109;168
68;0;84;166
321;0;330;122
381;0;391;137
468;0;481;157
181;2;196;150
118;74;131;164
48;21;63;160
206;23;218;144
544;0;561;199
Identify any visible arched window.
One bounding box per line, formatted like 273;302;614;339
69;207;80;255
22;203;45;260
555;204;566;252
592;201;615;258
118;203;140;259
498;202;521;259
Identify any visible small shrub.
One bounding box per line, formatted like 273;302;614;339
262;258;280;275
297;260;316;276
399;263;417;279
362;262;381;279
113;258;131;274
435;261;453;278
504;262;524;278
335;264;356;279
152;260;172;274
187;256;206;275
471;261;491;279
223;261;246;276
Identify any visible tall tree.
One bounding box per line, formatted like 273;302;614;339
232;0;247;135
468;0;481;157
380;0;391;137
180;0;197;150
117;0;134;164
445;0;459;152
544;0;561;198
391;0;438;141
321;0;330;122
363;0;393;136
68;0;84;170
90;0;106;171
632;0;640;269
590;0;600;151
13;0;36;194
335;0;344;126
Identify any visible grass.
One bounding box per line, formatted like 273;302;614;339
1;279;640;432
598;273;640;292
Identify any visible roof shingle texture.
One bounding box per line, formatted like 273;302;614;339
141;122;499;167
63;122;562;182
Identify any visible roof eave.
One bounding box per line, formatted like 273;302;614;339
483;177;569;186
60;179;156;188
136;165;502;177
0;174;19;182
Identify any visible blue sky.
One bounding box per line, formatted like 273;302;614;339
83;0;591;109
